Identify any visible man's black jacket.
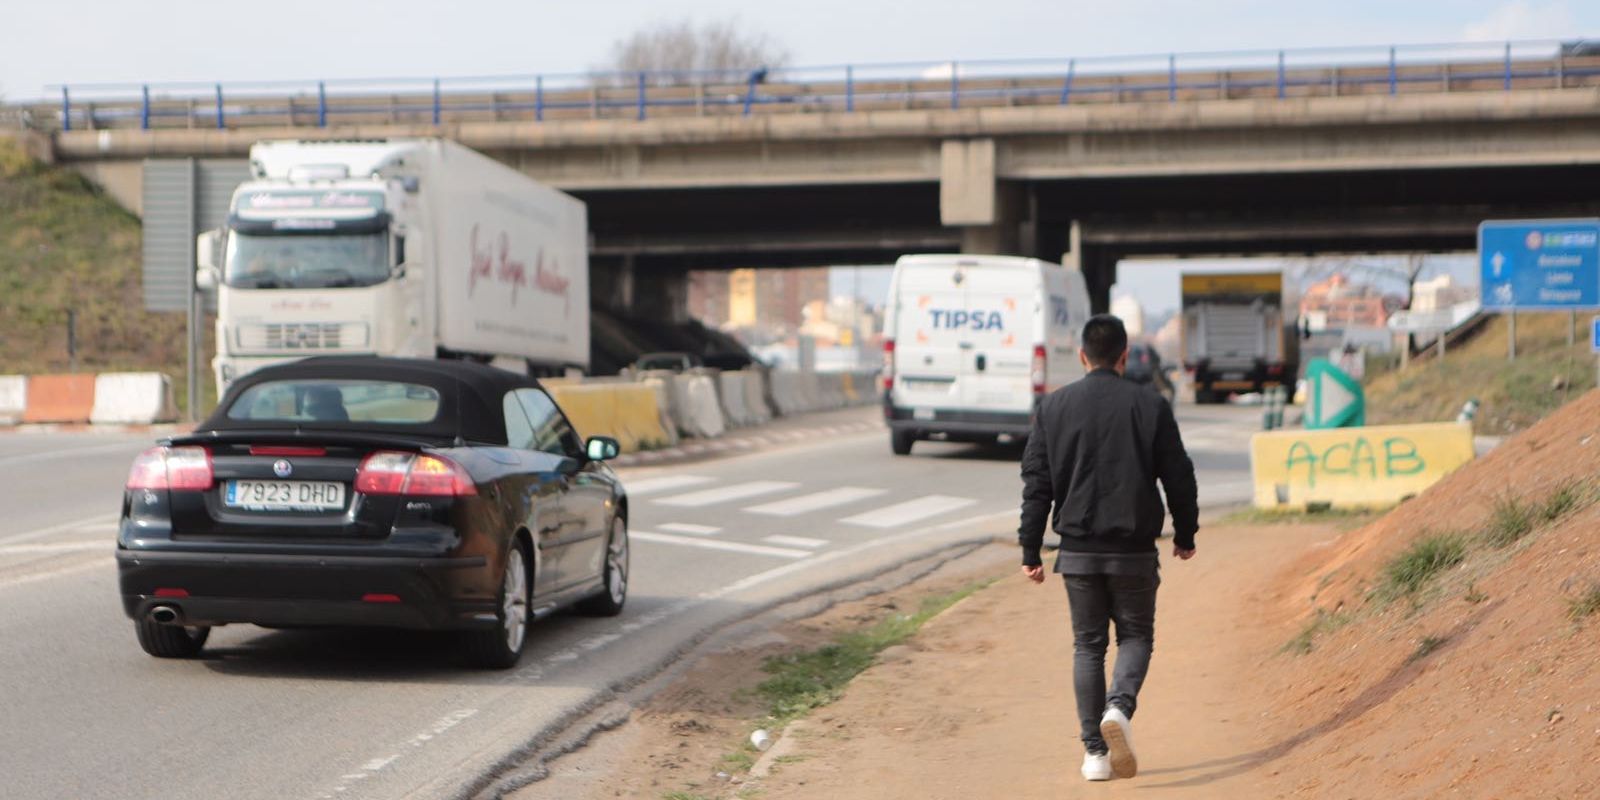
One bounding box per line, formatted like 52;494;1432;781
1018;368;1199;568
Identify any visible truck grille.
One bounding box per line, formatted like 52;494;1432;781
236;322;369;352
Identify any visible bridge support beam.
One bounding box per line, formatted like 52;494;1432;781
941;139;1031;256
591;256;689;323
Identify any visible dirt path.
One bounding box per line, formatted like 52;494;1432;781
752;522;1336;799
529;522;1343;799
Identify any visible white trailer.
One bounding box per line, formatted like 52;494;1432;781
197;139;588;393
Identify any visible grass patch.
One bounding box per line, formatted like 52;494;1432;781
1569;585;1600;623
1377;533;1468;601
1281;609;1353;656
755;578;995;726
662;792;712;800
1482;497;1535;548
720;749;756;772
1365;313;1593;435
1464;583;1488;604
1539;481;1592;523
1408;634;1449;664
1223;505;1389;526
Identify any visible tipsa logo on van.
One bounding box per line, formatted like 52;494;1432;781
928;309;1006;331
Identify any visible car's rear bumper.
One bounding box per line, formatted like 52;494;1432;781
116;549;496;630
885;405;1033;438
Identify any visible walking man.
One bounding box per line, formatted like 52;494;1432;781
1018;314;1199;782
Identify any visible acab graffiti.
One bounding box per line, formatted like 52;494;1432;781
1283;435;1426;488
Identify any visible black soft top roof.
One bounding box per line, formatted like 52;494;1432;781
199;356;538;444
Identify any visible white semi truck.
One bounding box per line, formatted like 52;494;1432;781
197;139;589;394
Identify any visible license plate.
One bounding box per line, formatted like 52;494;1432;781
224;480;346;512
1221;372;1246;380
902;379;953;392
913;408;936;421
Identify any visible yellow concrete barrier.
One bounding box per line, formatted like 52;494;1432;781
1250;422;1475;509
547;383;672;453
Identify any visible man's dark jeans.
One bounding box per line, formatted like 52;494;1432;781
1063;567;1159;753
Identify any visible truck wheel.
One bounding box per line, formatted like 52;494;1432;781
135;620;209;659
891;429;915;456
1194;390;1218;405
463;539;531;669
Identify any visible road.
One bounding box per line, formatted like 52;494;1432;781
0;403;1259;800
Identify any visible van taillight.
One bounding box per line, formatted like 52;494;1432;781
1031;345;1048;395
126;446;213;491
882;338;896;391
356;451;477;497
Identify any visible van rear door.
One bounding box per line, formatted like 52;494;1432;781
891;264;966;414
959;266;1034;414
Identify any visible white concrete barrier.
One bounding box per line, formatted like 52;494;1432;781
678;373;727;438
638;377;681;447
740;370;772;424
89;372;178;425
719;371;753;427
0;375;25;425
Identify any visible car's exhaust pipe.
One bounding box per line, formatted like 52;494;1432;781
148;605;181;625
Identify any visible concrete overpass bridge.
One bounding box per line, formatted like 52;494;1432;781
12;41;1600;314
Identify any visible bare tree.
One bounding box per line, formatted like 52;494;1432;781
603;19;791;84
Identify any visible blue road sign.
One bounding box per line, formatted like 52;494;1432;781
1479;219;1600;311
1592;317;1600;354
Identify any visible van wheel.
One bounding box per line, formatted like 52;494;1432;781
891;429;915;456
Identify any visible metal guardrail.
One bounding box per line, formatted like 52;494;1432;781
16;40;1600;133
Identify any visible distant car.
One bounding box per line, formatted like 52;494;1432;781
116;357;630;669
632;351;703;373
1124;343;1176;403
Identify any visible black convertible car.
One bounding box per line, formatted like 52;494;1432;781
116;357;629;669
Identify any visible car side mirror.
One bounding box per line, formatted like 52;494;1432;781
585;436;620;462
196;266;219;292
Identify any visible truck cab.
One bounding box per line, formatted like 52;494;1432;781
199;143;427;394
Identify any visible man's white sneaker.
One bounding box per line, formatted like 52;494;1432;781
1081;751;1112;781
1100;706;1138;778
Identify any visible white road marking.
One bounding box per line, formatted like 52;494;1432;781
654;481;799;508
841;495;979;528
0;559;106;592
0;541;108;555
0;440;145;467
622;475;715;496
631;531;810;559
0;513;119;545
762;535;829;549
745;486;887;516
658;523;721;536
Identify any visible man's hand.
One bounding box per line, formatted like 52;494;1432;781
1021;565;1045;583
1173;544;1197;560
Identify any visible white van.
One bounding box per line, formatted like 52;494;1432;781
882;254;1092;455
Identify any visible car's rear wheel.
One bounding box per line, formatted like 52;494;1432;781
891;429;915;456
135;620;210;659
579;516;629;617
463;539;531;669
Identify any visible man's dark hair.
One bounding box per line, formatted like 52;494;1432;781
1081;314;1129;368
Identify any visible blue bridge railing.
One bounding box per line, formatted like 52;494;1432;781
25;39;1600;133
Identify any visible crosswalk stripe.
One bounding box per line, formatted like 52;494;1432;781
624;475;716;496
762;535;829;549
840;495;978;529
658;523;721;536
745;487;888;516
631;531;810;559
654;481;799;508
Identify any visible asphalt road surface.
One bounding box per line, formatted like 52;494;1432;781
0;403;1260;800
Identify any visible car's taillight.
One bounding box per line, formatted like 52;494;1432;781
883;338;896;391
126;446;213;491
1031;345;1048;395
356;451;476;497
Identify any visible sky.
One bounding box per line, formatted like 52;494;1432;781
4;0;1596;99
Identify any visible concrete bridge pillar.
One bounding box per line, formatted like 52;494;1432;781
590;256;689;323
940;139;1031;256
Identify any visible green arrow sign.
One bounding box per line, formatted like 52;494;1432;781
1305;358;1364;429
